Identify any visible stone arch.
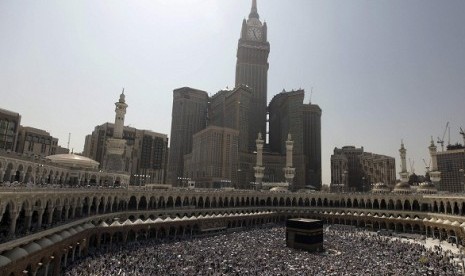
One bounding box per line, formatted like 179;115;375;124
446;201;452;214
139;196;148;210
175;196;182;208
404;199;411;211
439;201;445;213
380;199;387;209
128;196;138;210
347;198;352;208
323;198;328;207
373;199;380;209
395;199;402;210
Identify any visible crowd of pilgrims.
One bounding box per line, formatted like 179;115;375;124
64;224;462;276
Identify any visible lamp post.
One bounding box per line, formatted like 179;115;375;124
362;176;366;193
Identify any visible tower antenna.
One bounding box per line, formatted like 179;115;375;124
67;133;71;150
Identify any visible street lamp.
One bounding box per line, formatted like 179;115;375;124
362;176;365;193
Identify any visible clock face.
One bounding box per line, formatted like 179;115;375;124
247;27;262;41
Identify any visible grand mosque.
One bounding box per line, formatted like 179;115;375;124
0;1;465;275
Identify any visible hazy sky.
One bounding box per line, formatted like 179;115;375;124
1;0;464;185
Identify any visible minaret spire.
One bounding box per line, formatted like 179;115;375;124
249;0;259;19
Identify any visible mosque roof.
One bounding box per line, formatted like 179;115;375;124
46;153;99;169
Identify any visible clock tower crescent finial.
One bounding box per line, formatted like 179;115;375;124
249;0;259;19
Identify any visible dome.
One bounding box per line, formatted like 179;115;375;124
269;187;288;192
110;221;122;227
3;247;28;261
36;237;53;248
74;226;85;233
68;228;78;235
371;182;391;193
46;153;99;169
393;182;412;194
48;234;63;243
59;230;72;239
0;255;11;266
83;223;95;229
22;242;42;254
417;181;437;194
99;221;109;227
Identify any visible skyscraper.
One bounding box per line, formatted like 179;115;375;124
302;103;322;189
167;87;209;185
235;0;270;150
167;0;322;190
268;89;322;189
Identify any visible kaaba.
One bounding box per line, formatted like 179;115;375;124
286;218;323;252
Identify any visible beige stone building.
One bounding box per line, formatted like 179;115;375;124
436;146;465;193
167;2;322;190
83;92;168;185
331;146;396;191
15;126;59;157
0;107;21;152
184;126;239;188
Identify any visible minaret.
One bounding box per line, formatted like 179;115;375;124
399;140;410;183
394;140;411;193
113;89;128;139
428;137;441;187
253;132;265;190
283;133;296;190
103;90;128;178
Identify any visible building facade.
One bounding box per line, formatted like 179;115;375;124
103;91;128;173
167;87;208;185
331;146;396;191
302;103;322;189
84;123;168;185
436;146;465;193
235;0;270;143
0;107;21;152
166;1;321;190
83;93;168;185
15;126;59;157
184;126;239;188
84;123;135;171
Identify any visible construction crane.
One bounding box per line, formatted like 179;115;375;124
409;158;415;174
437;121;449;151
460;127;465;145
422;158;431;172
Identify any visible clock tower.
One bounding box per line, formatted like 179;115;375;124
236;0;270;150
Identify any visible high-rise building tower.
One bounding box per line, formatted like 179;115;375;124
167;87;209;185
235;0;270;149
302;103;322;189
103;90;128;172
